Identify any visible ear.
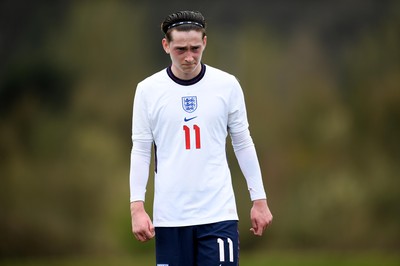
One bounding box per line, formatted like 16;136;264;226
203;36;207;47
202;35;207;51
162;38;170;54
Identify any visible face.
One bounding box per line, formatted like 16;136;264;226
162;30;207;80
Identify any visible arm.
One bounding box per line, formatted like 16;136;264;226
231;129;273;236
129;84;155;242
129;140;155;242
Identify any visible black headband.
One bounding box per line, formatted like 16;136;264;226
167;21;204;31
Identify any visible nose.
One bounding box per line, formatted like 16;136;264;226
184;53;194;63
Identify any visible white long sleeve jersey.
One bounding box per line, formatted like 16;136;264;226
130;64;266;227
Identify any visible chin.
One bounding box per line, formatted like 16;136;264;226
184;64;199;71
181;67;196;73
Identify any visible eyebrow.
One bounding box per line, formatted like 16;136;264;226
175;45;201;49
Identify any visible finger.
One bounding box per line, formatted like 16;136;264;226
250;227;262;236
251;218;258;233
135;233;146;242
251;218;264;236
266;219;272;228
255;226;263;236
140;234;152;242
137;225;155;242
145;230;155;240
134;229;151;242
146;222;156;239
250;222;263;236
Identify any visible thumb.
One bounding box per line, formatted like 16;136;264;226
250;219;258;235
148;220;155;237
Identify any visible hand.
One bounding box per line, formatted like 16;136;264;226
130;201;155;242
250;199;273;236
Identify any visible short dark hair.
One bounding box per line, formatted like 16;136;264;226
161;11;206;42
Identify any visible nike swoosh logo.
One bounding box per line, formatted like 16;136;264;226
184;116;197;122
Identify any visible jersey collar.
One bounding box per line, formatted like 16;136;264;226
167;63;206;86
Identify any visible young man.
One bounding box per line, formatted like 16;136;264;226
130;10;273;266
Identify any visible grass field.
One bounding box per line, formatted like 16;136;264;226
1;251;399;266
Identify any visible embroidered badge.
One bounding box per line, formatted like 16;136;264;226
182;96;197;113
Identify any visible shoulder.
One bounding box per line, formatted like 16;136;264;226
205;65;237;80
133;68;166;102
135;68;170;98
204;65;241;87
138;68;168;87
204;65;242;92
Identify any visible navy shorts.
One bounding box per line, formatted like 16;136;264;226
155;220;239;266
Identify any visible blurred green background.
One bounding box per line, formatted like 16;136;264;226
1;0;399;265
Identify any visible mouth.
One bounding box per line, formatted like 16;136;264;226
182;63;197;68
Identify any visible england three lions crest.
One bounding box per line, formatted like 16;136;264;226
182;96;197;113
